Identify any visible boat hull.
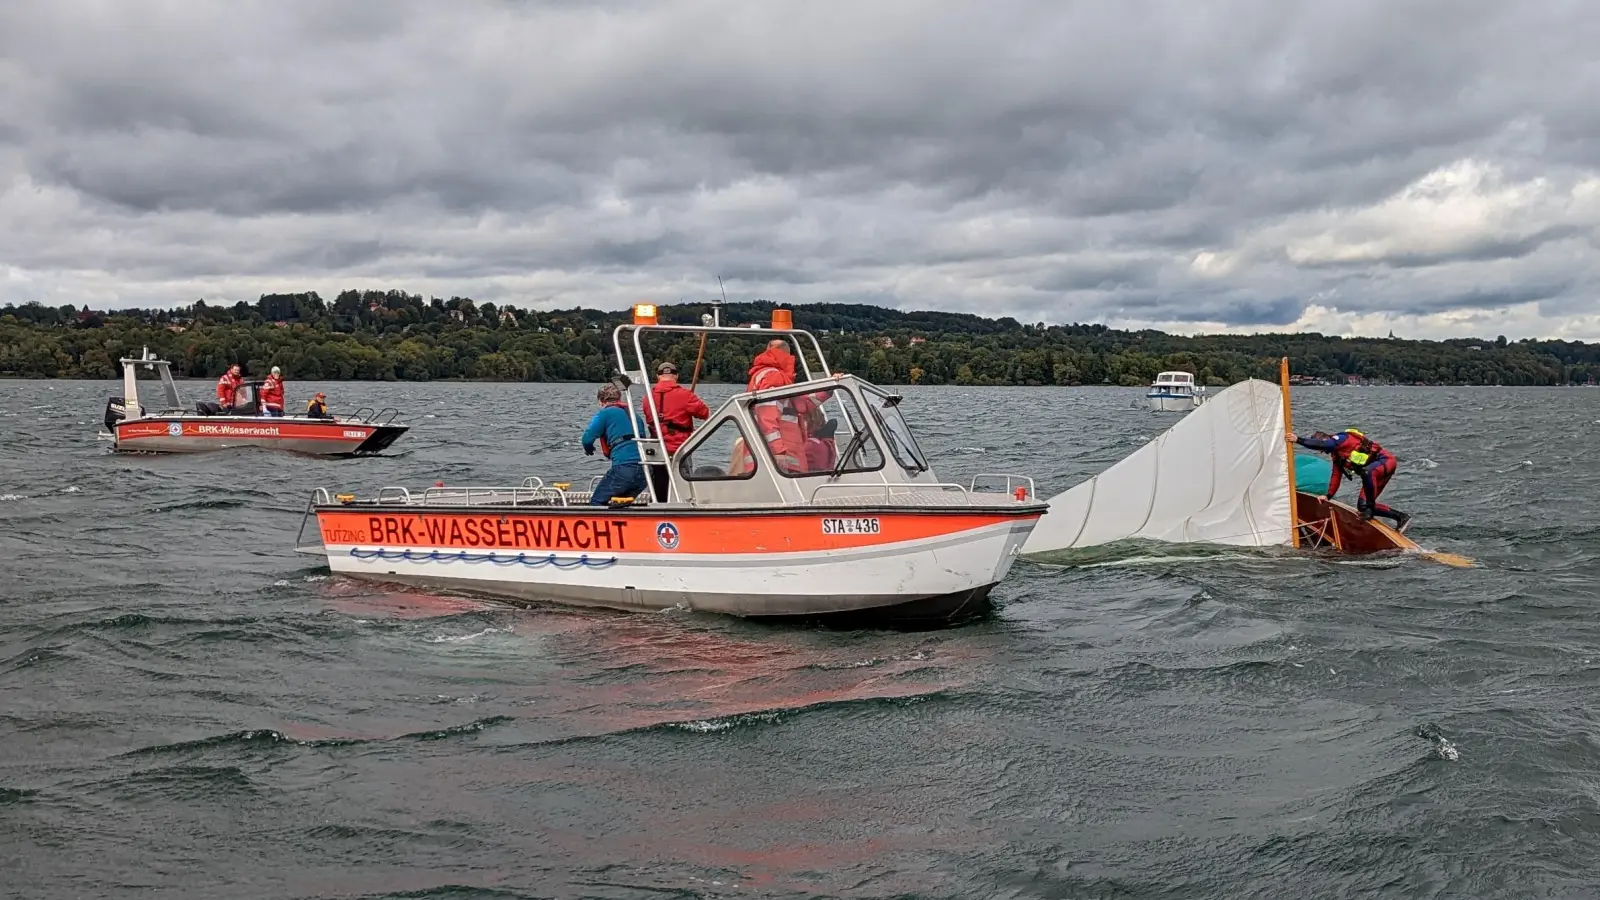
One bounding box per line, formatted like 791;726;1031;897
309;505;1042;626
1146;392;1200;412
1293;492;1418;554
113;416;407;456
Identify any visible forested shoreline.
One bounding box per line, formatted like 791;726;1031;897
3;291;1597;386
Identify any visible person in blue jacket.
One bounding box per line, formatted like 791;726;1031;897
582;383;646;505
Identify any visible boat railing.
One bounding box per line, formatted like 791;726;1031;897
348;407;402;425
417;484;589;507
293;488;334;555
376;486;413;504
807;482;975;504
969;473;1038;499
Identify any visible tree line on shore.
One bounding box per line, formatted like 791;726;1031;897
2;290;1597;386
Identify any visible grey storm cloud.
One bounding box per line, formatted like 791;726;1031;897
3;0;1600;338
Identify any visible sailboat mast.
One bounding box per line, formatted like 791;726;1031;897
1280;356;1300;548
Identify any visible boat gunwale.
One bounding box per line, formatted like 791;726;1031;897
311;500;1048;518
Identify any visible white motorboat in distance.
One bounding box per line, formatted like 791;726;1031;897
1146;371;1207;412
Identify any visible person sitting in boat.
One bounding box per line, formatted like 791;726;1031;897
747;340;797;393
1288;428;1412;532
643;361;710;501
802;416;840;472
582;383;646;505
746;340;828;472
216;364;243;409
306;392;332;419
260;366;286;417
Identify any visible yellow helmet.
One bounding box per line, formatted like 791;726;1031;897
1345;428;1364;437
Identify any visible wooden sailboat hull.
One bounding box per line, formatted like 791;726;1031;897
1293;491;1418;554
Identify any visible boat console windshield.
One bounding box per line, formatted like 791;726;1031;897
613;305;951;506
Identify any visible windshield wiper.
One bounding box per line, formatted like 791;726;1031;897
831;428;870;478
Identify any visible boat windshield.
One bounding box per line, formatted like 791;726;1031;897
862;386;928;474
747;385;884;478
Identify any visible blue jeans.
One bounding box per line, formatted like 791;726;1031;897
590;462;646;505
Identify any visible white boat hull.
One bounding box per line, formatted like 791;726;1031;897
1146;393;1201;412
310;506;1042;626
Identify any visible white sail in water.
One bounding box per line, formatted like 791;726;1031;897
1021;378;1293;554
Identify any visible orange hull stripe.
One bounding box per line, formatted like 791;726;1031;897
118;421;375;441
317;510;1034;555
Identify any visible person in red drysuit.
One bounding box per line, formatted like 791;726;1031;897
259;366;286;417
802;416;839;472
216;364;243;409
745;340;824;472
1290;428;1412;532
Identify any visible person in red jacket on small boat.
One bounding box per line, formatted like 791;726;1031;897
216;364;242;410
259;366;286;417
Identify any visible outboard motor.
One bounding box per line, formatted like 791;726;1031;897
103;396;126;431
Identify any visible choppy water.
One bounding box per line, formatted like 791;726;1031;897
3;380;1598;899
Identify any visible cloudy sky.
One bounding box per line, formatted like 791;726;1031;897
2;0;1599;339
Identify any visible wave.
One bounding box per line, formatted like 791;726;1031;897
0;786;39;804
119;716;518;757
146;498;251;513
616;688;954;738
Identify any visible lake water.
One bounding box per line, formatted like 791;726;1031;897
3;380;1597;899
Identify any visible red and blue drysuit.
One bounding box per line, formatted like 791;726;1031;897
1295;430;1408;527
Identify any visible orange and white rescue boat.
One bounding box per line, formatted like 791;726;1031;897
295;305;1047;626
102;349;408;457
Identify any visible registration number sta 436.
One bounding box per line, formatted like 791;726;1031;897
821;517;881;535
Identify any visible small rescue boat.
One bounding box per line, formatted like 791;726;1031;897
102;348;408;456
294;304;1047;627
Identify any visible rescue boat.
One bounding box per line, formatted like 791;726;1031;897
294;304;1047;627
102;348;408;456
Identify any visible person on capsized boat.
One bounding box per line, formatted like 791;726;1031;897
306;392;331;419
582;383;646;506
1289;428;1412;532
216;364;243;409
260;366;286;417
644;361;710;501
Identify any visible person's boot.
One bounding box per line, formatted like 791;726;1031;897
1390;511;1413;534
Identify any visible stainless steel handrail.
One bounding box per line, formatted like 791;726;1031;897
969;473;1038;498
807;482;973;504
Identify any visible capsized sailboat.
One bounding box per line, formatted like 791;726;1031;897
1019;358;1471;566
